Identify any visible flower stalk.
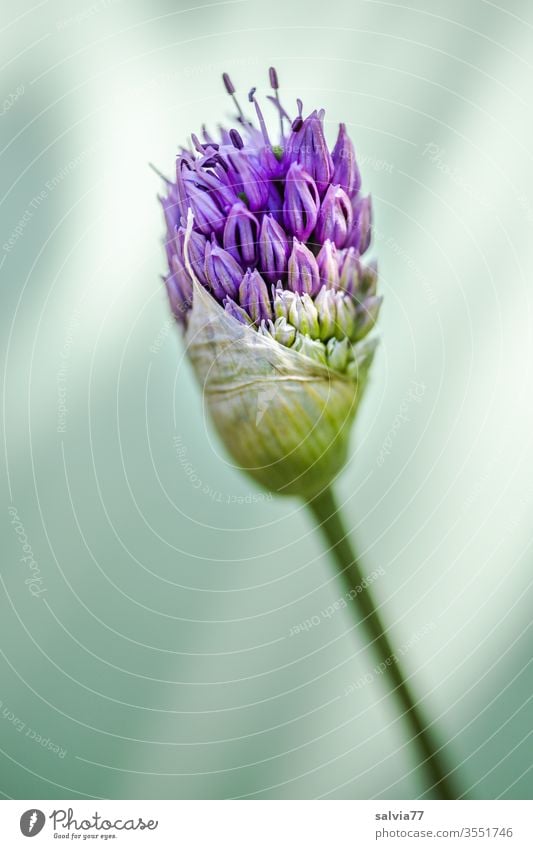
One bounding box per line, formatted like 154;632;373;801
308;487;460;800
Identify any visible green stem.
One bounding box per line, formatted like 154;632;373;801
307;487;460;800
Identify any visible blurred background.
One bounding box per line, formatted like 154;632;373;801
1;0;532;800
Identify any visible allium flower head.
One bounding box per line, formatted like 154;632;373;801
159;69;381;497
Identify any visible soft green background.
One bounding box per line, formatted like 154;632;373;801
1;0;532;800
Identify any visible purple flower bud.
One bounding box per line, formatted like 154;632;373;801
282;162;320;242
159;69;379;368
226;150;269;212
287;238;320;296
162;221;179;268
332;123;361;196
223;201;259;266
184;163;237;210
338;247;360;296
176;226;209;286
165;255;193;324
239;269;272;323
176;170;225;236
224;297;253;325
285;110;334;195
347;195;372;254
315;185;353;248
204;241;243;300
259;215;290;284
265;180;283;223
316;239;339;289
160;191;180;237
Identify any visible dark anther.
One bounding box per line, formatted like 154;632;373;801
269;67;279;90
214;153;229;172
222;73;235;95
229;128;244;149
191;133;207;154
248;87;257;103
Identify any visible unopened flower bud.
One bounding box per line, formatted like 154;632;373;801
265;180;283;223
183;163;237;211
287;238;320;295
165;255;192;323
259;214;290;283
176;167;226;236
314;286;337;340
283;162;320;241
224;297;253;324
326;337;350;372
239;268;272;323
338;247;360;296
315;184;353;248
316;239;339;289
286;110;334;195
204;241;243;300
273;287;297;321
177;226;208;286
159;71;381;499
332;123;361;196
288;293;320;338
348;194;372;254
223;201;260;266
259;316;297;347
333;291;357;340
292;333;328;365
226;150;269;212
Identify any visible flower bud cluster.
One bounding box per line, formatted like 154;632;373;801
160;68;381;379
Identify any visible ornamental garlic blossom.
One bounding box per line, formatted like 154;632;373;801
158;69;381;498
154;76;461;801
160;68;381;379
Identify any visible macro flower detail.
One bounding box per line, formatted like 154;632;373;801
159;68;381;497
156;71;462;802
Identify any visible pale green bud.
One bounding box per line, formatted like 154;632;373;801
346;337;378;380
259;316;297;347
314;286;337;341
273;287;297;321
288;293;320;339
333;292;357;340
292;332;328;365
326;337;350;372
